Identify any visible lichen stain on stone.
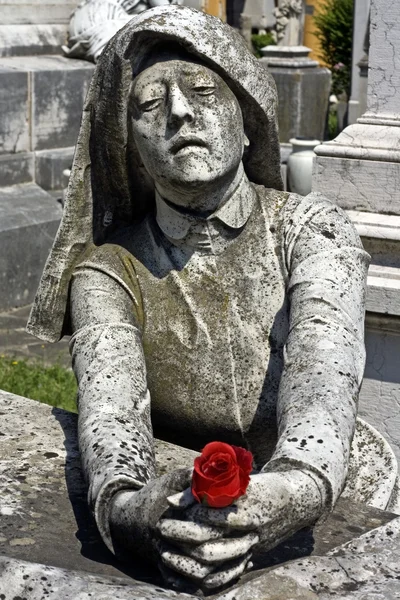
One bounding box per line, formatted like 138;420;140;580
9;537;36;547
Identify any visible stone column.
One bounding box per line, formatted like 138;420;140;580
313;0;400;215
348;0;370;124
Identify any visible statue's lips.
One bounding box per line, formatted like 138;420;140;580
170;137;209;155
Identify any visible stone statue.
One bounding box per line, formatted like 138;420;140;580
27;5;399;592
62;0;183;62
273;0;304;46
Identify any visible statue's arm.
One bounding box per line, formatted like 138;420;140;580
265;193;370;509
69;267;156;549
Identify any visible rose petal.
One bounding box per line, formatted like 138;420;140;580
232;446;253;474
192;442;253;507
201;442;237;461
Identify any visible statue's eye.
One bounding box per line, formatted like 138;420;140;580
193;86;215;96
140;98;162;112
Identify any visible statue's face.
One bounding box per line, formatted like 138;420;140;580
129;59;246;205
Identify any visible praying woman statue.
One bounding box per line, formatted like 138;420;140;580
28;5;399;592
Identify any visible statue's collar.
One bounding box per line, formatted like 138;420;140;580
155;174;256;241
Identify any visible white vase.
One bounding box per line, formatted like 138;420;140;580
287;137;321;196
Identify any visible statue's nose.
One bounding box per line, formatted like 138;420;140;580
167;87;195;126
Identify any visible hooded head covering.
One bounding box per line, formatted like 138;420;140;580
27;5;283;342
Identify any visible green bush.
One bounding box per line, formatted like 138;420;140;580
313;0;354;97
0;356;77;412
251;33;276;58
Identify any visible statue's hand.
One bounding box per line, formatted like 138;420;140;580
157;470;324;589
109;468;192;563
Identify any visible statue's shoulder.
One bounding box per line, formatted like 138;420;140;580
75;221;149;293
253;185;350;228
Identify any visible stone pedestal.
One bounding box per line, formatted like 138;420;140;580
260;46;331;143
313;0;400;213
312;0;400;463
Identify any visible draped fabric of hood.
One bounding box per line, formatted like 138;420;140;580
27;5;283;342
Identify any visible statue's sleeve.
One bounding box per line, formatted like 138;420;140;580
265;192;370;509
69;261;156;548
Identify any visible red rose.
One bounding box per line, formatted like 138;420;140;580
191;442;253;508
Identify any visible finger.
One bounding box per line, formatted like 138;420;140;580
181;532;259;564
158;518;224;544
159;547;215;581
203;552;252;589
186;503;260;531
158;562;196;593
167;487;196;510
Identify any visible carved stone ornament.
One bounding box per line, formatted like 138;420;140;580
62;0;183;62
27;5;399;592
273;0;305;46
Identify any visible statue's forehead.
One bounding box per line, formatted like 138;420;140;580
132;58;219;88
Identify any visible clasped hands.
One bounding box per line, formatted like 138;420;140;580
157;469;324;590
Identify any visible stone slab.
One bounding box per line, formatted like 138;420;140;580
0;66;29;154
0;56;94;152
35;146;74;190
0;24;68;57
0;183;61;310
0;556;195;600
0;391;198;582
348;210;400;269
0;391;398;599
0;152;34;186
217;518;400;599
30;58;94;151
313;156;400;215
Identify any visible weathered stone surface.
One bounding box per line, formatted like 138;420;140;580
0;152;34;186
0;66;29;154
0;391;198;578
0;184;61;310
1;391;399;599
0;56;94;152
0;1;78;25
260;57;331;143
217;518;400;599
0;556;195;600
313;0;400;215
0;24;68;57
26;5;398;591
313;154;400;215
35;146;74;190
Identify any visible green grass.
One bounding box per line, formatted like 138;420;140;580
0;356;77;412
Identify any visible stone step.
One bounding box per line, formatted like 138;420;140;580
0;146;74;189
366;265;400;318
0;183;61;310
348;209;400;269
